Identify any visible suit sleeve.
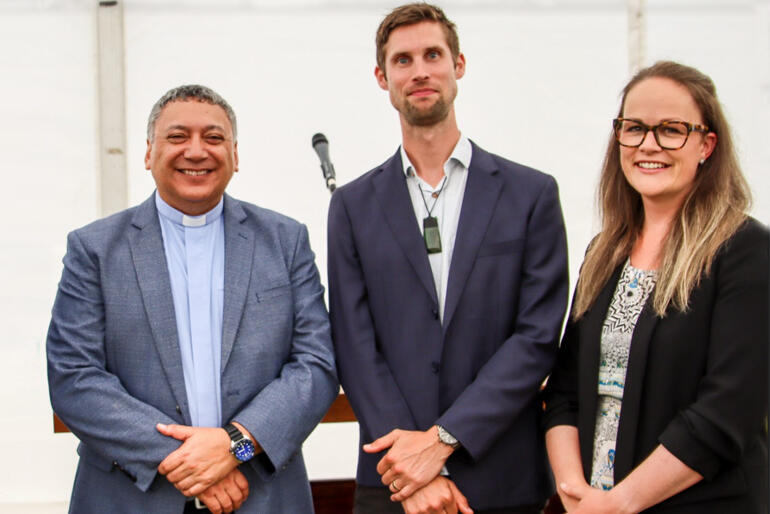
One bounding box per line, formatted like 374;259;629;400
541;313;581;430
658;221;769;480
47;230;181;492
327;189;419;439
436;176;569;460
230;224;339;477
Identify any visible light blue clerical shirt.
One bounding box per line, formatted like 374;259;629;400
156;192;224;428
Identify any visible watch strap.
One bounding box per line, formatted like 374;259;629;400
224;423;242;442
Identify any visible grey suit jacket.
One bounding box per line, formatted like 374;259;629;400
47;193;338;513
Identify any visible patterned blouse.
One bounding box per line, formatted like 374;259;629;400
590;260;657;490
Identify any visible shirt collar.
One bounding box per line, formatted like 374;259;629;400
155;191;224;228
400;134;472;178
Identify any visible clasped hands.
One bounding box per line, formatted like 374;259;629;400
364;426;473;514
557;480;633;514
156;422;259;514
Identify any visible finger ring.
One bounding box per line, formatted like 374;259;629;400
390;480;400;492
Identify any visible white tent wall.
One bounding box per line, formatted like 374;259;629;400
0;0;767;508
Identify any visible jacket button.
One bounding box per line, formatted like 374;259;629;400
431;362;439;374
431;308;439;319
176;405;182;414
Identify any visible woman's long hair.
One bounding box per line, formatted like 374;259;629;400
573;61;751;319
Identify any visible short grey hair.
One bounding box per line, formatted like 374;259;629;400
146;84;237;141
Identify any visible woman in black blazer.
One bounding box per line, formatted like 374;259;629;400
543;61;768;513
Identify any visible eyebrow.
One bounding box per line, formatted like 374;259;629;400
164;124;226;133
622;117;687;124
390;45;444;61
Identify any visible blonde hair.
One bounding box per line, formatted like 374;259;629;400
573;61;751;319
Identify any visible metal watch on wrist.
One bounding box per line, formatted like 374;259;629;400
436;425;461;449
224;423;255;463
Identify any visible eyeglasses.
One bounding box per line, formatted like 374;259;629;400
613;118;709;150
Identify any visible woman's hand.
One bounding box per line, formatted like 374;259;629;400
556;479;590;512
559;482;633;514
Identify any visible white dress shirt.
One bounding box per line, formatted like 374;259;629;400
401;135;471;323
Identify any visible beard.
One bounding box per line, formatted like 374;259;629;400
400;96;452;127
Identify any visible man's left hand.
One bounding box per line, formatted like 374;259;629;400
196;468;250;514
156;423;238;497
401;476;473;514
364;426;454;502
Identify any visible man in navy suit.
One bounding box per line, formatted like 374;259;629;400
328;4;568;513
47;85;337;513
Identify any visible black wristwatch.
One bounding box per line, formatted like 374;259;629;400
224;423;256;463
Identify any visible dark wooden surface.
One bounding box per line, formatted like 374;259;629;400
310;479;356;514
320;393;357;423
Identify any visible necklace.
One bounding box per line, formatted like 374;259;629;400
417;175;448;254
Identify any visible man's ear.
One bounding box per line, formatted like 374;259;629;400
375;66;389;91
144;139;152;170
454;53;466;80
234;141;239;172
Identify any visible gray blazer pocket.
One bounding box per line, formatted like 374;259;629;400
256;282;291;302
477;239;523;257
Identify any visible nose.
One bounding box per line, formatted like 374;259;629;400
412;58;430;81
184;134;207;160
638;129;661;151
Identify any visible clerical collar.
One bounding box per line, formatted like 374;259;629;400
155;191;224;227
400;134;472;178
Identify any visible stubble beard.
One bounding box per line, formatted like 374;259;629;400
401;96;451;127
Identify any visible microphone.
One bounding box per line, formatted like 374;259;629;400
312;132;337;193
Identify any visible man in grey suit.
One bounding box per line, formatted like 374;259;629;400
47;85;338;513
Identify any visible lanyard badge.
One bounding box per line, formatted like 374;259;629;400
417;174;448;255
423;216;442;254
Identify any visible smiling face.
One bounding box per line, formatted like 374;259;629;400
145;99;238;215
619;77;716;210
375;21;465;127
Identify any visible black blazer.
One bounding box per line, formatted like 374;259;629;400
543;218;769;513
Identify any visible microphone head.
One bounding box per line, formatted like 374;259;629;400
312;132;331;163
312;133;328;148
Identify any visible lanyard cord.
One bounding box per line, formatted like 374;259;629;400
416;174;448;218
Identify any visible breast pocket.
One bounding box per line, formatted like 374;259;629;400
477;238;523;258
255;282;291;302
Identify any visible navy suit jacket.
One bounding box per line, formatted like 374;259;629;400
47;194;338;513
328;142;568;509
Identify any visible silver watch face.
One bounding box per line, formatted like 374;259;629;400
437;426;459;448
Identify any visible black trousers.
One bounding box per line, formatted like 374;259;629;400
354;485;544;514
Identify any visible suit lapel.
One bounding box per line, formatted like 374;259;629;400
442;143;502;332
372;152;438;305
128;195;189;420
220;195;254;373
614;298;659;481
575;262;661;482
